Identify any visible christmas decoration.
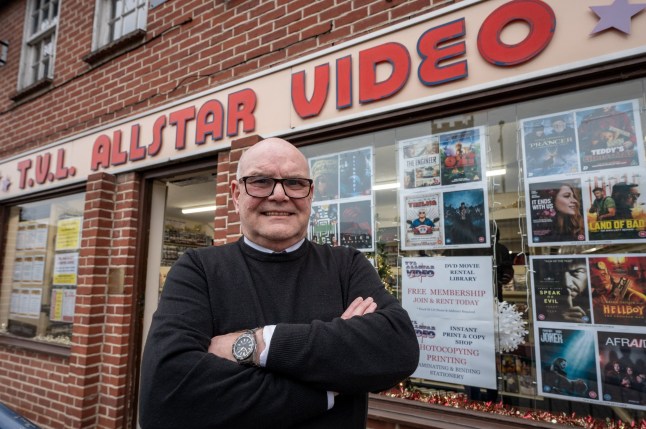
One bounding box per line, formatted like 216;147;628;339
371;242;397;296
381;383;645;428
494;299;528;353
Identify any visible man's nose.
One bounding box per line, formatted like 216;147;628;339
269;182;289;200
564;273;573;286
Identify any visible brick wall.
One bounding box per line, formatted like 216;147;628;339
0;0;459;159
66;172;140;429
0;347;69;428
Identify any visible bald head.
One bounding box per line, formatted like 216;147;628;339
237;138;310;179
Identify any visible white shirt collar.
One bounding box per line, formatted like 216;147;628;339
243;236;305;253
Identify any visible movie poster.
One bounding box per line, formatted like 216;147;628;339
583;170;646;242
399;135;441;189
339;148;372;198
528;178;586;245
402;256;496;389
576;100;641;172
522;112;579;178
439;127;484;186
310;155;339;202
401;192;442;249
308;147;374;252
597;331;646;408
309;204;338;246
589;256;646;327
339;200;373;251
443;189;487;247
537;327;599;401
532;257;592;324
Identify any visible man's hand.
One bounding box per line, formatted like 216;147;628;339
561;306;586;322
341;297;377;320
209;328;265;364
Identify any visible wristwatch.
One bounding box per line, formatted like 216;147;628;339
232;328;258;365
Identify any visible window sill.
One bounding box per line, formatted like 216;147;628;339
83;29;147;67
0;332;71;358
368;394;555;429
10;77;54;104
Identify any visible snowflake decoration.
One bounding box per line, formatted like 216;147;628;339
494;300;528;353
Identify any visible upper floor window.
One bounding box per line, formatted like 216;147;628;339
18;0;60;89
93;0;148;49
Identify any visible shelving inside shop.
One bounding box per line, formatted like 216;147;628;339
161;219;213;267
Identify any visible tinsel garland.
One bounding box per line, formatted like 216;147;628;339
381;384;646;428
495;299;528;353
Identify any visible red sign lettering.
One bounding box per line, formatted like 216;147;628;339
169;106;196;150
227;89;256;137
478;0;555;66
196;100;224;145
359;42;410;104
418;19;467;86
291;64;330;119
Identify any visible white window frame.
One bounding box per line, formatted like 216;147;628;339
18;0;60;90
92;0;148;50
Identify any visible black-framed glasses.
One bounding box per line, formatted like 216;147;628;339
241;176;313;199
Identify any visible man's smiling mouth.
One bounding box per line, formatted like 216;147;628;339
264;211;292;216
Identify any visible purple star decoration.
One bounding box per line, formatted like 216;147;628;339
590;0;646;34
0;176;10;192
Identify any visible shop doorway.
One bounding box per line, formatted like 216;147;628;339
137;169;217;427
141;169;217;343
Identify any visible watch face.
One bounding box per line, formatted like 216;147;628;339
233;334;254;360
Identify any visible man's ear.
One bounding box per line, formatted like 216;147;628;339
231;180;241;212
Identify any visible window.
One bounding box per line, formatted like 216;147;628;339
18;0;60;89
299;78;646;425
0;193;85;345
93;0;148;50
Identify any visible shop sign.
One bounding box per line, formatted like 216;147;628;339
1;0;644;200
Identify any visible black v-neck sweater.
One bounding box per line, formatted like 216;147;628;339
140;238;418;429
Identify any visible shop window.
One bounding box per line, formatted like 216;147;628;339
0;193;85;346
17;0;59;90
92;0;148;50
300;78;646;425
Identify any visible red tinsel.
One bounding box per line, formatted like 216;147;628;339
381;384;646;428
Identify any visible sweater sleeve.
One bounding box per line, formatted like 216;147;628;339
266;248;419;394
139;250;329;429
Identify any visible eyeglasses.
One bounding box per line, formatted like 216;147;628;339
241;176;313;199
628;193;640;199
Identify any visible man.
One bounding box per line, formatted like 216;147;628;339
610;182;640;220
550;115;575;144
588;186;615;221
591;261;646;305
139;138;419;429
560;259;590;323
410;209;434;230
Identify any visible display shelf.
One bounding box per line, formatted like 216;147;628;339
161;228;212;266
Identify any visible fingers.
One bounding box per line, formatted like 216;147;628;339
341;297;377;320
562;307;586;322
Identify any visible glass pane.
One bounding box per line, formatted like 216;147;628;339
110;17;122;41
51;0;59;19
0;193;85;344
124;0;136;13
114;0;124;17
30;6;40;35
299;78;646;426
122;9;136;35
137;6;146;30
